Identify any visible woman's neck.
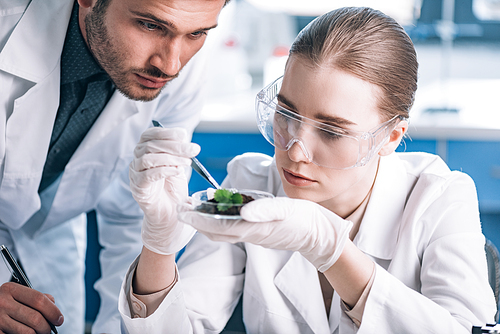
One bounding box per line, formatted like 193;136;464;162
321;158;380;219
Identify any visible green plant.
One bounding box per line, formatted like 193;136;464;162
213;189;243;212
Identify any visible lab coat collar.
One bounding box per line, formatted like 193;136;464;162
0;0;72;82
274;252;333;334
353;153;408;260
260;155;407;332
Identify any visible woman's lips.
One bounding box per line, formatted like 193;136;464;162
135;73;168;89
282;168;316;187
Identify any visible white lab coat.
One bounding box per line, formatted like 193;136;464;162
119;152;496;333
0;0;207;333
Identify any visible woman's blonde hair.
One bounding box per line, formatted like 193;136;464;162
289;7;418;120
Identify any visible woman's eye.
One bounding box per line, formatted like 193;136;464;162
275;111;295;127
274;113;289;125
277;108;300;121
319;129;342;141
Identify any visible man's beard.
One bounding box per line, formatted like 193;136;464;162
84;6;177;102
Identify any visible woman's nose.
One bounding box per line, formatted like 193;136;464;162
287;139;313;164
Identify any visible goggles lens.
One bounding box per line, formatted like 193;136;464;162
256;76;404;169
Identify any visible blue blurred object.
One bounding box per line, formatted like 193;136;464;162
188;132;275;194
407;0;500;41
85;211;101;326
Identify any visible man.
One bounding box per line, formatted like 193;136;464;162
0;0;227;333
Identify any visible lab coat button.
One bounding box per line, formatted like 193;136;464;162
132;301;142;312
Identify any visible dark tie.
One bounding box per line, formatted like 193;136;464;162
38;1;115;193
38;76;114;193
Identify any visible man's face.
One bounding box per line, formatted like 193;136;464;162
79;0;224;101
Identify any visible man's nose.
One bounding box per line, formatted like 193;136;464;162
150;37;182;76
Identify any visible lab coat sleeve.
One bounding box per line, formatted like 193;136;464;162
118;154;273;333
92;49;209;334
119;233;246;334
222;153;279;193
357;172;496;333
91;165;145;334
119;257;193;334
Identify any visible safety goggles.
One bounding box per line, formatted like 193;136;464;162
256;76;405;170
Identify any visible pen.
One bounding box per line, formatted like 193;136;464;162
0;245;59;334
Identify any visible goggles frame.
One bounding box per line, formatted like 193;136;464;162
256;76;406;169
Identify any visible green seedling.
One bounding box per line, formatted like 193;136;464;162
213;189;243;212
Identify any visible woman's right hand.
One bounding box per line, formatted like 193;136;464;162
129;127;200;255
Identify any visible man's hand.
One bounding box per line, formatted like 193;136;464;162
129;127;200;255
0;282;63;334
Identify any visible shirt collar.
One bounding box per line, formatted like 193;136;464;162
346;185;372;241
60;1;107;85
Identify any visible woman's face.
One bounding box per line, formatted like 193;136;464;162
275;56;385;217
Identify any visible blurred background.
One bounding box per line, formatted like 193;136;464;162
190;0;500;247
85;0;500;330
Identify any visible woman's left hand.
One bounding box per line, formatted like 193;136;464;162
178;197;352;272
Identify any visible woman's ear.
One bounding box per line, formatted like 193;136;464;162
378;119;408;156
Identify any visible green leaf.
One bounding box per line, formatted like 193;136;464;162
214;189;233;204
231;193;243;204
217;203;231;212
213;189;243;212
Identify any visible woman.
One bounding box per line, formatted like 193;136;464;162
120;7;496;333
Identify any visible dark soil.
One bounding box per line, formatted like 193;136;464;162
196;194;255;215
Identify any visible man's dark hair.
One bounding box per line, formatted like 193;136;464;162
94;0;112;12
95;0;231;9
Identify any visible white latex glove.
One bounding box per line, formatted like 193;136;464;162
129;127;200;255
179;197;353;272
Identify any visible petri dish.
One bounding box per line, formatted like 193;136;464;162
192;189;274;219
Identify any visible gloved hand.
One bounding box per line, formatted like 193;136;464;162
179;197;353;272
129;127;200;255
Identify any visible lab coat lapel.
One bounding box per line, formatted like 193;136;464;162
274;252;331;334
0;70;61;229
354;153;408;260
0;0;71;82
0;1;72;229
269;154;407;333
0;0;73;229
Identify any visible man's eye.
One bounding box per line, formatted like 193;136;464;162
140;21;160;31
190;31;207;39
